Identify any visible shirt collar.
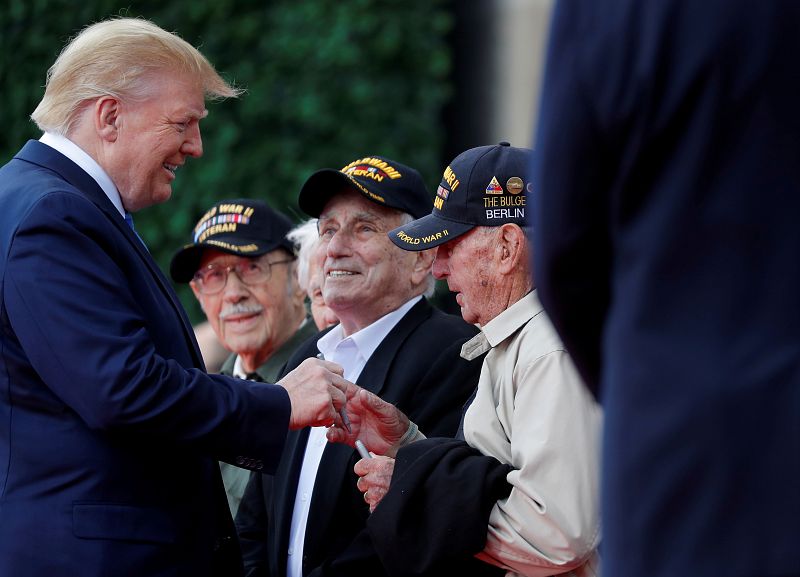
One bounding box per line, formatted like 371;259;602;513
232;355;248;379
317;295;422;362
40;132;125;218
460;290;543;360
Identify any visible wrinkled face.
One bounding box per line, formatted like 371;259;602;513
432;227;498;326
191;249;301;358
306;239;338;329
308;269;338;330
317;190;416;329
107;72;206;212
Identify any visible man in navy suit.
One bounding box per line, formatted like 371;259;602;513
234;156;488;577
0;18;352;577
532;1;800;576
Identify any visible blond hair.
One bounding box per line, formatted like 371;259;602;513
31;17;242;135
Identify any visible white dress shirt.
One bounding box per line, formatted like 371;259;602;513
285;296;421;577
40;132;127;219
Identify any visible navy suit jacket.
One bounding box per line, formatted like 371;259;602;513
235;299;484;577
533;2;800;576
0;141;294;577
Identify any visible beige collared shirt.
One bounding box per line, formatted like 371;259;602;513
462;291;602;577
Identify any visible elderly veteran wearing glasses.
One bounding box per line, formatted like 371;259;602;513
327;143;603;577
171;199;319;516
235;155;489;577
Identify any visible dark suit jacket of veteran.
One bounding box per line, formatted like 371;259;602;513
533;1;800;576
0;140;294;577
235;298;485;577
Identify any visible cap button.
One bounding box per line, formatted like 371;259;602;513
498;141;511;147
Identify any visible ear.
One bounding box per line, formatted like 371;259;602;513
496;224;526;275
94;96;121;142
410;248;435;285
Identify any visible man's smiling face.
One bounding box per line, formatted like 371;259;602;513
317;189;417;332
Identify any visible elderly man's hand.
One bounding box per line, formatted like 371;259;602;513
326;388;409;457
355;455;395;512
277;358;357;430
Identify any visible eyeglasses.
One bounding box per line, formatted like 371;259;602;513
192;257;295;295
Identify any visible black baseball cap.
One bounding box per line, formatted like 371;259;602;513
388;142;532;251
170;198;295;283
298;155;431;219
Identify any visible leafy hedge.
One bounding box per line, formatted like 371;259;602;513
0;0;452;322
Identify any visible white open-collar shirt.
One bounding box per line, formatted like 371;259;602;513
286;295;421;577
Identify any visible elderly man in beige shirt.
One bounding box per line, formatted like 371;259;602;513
327;143;602;577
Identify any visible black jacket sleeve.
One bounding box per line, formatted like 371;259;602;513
367;437;512;577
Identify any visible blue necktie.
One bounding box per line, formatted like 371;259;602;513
124;213;148;250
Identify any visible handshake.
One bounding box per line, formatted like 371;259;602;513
276;356;413;453
276;356;420;512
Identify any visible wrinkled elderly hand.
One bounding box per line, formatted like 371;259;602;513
277;358;357;430
355;455;395;512
326;388;409;457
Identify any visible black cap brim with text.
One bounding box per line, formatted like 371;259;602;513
298;155;431;219
388;142;533;251
170;198;295;283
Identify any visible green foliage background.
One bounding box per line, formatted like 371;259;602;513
0;0;452;322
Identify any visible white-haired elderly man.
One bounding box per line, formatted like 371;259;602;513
328;143;603;577
287;218;338;330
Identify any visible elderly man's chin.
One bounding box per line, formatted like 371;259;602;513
222;330;265;354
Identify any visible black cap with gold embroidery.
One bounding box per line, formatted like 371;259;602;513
298;155;431;219
170;198;294;283
388;142;532;251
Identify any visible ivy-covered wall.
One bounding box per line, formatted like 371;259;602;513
1;0;452;322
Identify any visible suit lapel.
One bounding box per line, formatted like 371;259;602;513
355;298;430;397
302;300;432;553
16;140;204;368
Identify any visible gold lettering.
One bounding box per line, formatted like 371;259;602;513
341;157;402;179
197;206;217;225
395;231;421;245
434;197;444;210
218;203;244;214
198;222;237;243
443;166;460;191
498;196;526;207
205;240;259;253
352;168;385;182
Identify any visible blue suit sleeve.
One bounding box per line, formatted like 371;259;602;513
4;191;290;464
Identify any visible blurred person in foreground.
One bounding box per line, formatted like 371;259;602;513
171;199;319;515
328;143;602;577
0;18;351;577
235;155;486;577
287;217;339;330
532;1;800;576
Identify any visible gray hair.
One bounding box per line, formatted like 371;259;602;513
286;218;319;292
31;17;242;135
